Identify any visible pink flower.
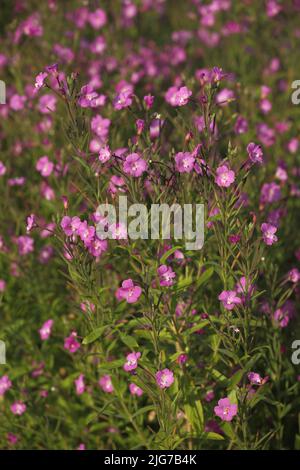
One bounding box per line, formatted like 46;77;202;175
156;369;174;389
260;182;281;205
129;383;143;396
123;153;148;177
248;372;263;385
98;146;111;163
75;374;85;395
273;301;295;328
165;86;192;106
175;152;195;173
214;397;237;422
26;214;36;233
288;268;300;283
218;290;242;310
0;279;6;293
78;85;103;108
39;319;53;341
88;9;107;29
61;216;81;237
11;401;26;416
157;265;176;287
123;352;141;372
0;375;12;396
38;94;56;114
117;279;142;304
261;223;278;246
0;161;6;176
99;375;114;393
17;236;34;255
36;156;54;177
215;164;235;187
113;88;133;110
247;142;263;164
34;72;48;90
77;221;95;244
64;331;81;353
144;94;154;109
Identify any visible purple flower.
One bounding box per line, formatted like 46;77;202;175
11;401;26;416
75;374;85;395
78;85;104;108
17;236;34;256
218;290;242;310
288;268;300;283
214;397;237;422
234;116;248;135
215;164;235;188
39;319;53;341
123;153;148;177
156;369;174;389
88;9;107;29
129;383;143;396
123;352;141;372
157;264;176;287
248;372;263;385
274;301;295;328
175;152;195;173
165;85;192;106
261;223;278;246
36;156;54;177
144;94;154;109
247;142;263;164
77;221;95;245
117;279;142;304
0;161;6;176
34;72;48;90
38;94;57;114
98;146;111;163
99;375;114;393
64;331;81;353
61;216;81;237
260;182;281;205
26;214;36;233
0;375;12;396
113;88;133;110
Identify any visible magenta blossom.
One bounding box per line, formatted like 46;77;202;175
117;279;142;304
123;352;141;372
165;85;192;106
156;369;174;389
11;401;27;416
218;290;242;310
113;88;133;110
0;375;12;396
261;223;278;246
288;268;300;283
36;156;54;177
26;214;36;233
247;142;263;164
157;264;176;287
129;383;143;396
214;397;237;422
215;164;235;187
61;216;81;237
17;236;34;256
248;372;263;386
175;152;195;173
123;153;148;177
74;374;85;395
39;319;53;341
99;375;114;393
64;331;81;353
98;146;111;163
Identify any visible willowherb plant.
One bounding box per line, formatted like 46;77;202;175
0;0;299;451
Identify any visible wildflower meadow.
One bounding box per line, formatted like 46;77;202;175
0;0;300;453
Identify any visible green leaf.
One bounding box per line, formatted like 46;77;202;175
82;325;108;345
119;333;139;350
